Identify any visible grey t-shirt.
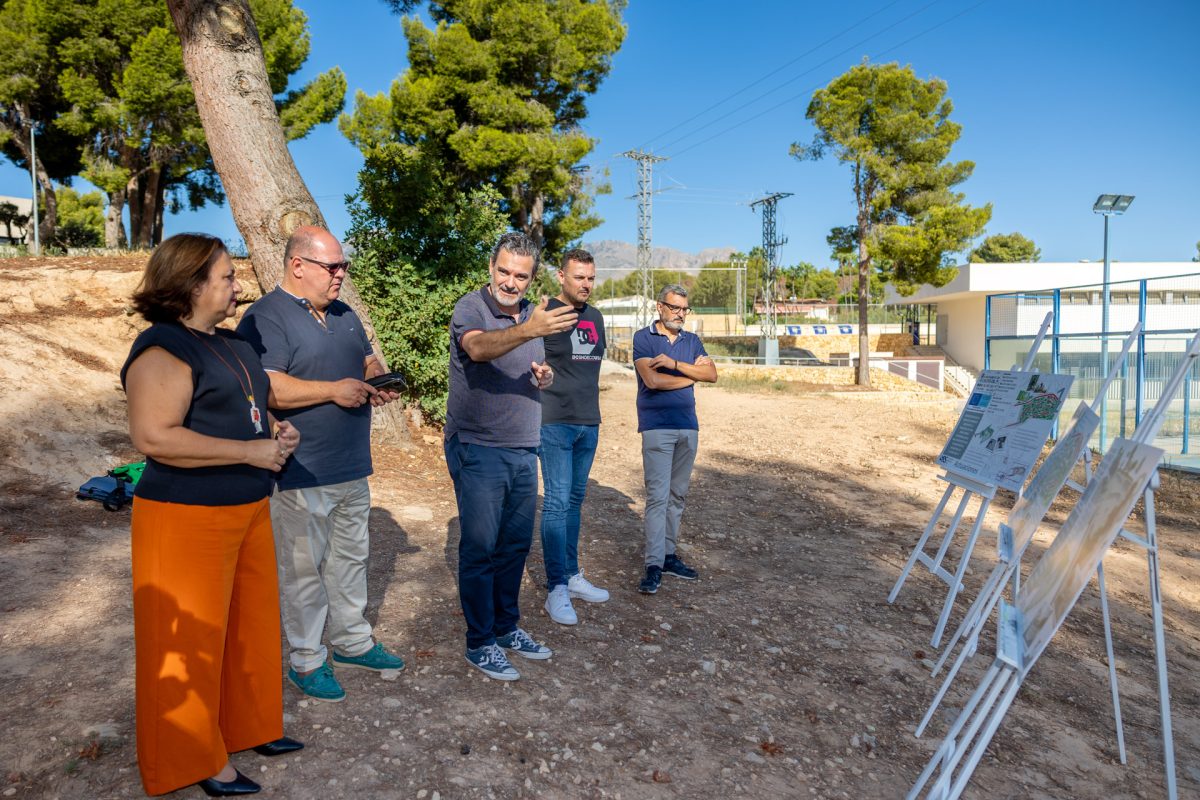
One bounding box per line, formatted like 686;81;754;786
446;286;545;448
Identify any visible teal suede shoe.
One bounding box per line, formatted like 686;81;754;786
332;641;406;672
287;663;345;702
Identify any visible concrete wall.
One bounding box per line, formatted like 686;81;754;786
934;297;987;371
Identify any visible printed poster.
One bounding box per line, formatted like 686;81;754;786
937;370;1074;492
1003;403;1101;556
1016;438;1163;662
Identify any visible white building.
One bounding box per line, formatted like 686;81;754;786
885;261;1199;372
0;195;33;245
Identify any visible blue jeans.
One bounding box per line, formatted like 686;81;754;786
445;434;538;650
538;423;600;589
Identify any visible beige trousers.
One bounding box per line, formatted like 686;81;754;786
271;478;374;672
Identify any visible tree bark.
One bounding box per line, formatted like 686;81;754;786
166;0;408;443
855;212;871;387
105;188;128;249
131;167;160;248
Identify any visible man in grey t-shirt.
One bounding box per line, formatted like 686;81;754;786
445;232;578;681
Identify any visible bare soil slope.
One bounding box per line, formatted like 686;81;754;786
1;254;1197;799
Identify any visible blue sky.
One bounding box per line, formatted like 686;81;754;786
3;0;1198;266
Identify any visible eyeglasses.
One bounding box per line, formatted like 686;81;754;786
658;300;691;315
297;255;351;276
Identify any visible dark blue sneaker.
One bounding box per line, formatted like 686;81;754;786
288;663;345;702
333;641;406;672
496;628;553;660
638;565;662;594
662;553;699;580
465;643;520;681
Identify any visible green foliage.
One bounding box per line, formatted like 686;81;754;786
792;59;991;297
347;185;509;422
342;0;625;262
52;185;104;247
969;231;1041;263
251;0;346;140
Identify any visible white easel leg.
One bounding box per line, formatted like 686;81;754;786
1096;563;1127;764
947;671;1023;800
1144;486;1178;800
890;483;957;603
931;496;992;648
908;663;1003;799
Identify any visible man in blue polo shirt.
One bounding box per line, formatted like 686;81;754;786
445;231;578;680
632;284;718;595
238;226;405;703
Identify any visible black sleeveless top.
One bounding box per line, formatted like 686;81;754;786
120;322;274;506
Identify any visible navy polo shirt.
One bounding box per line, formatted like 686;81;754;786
445;286;545;448
237;287;374;490
632;324;708;432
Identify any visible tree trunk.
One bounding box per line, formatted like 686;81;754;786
152;172;166;246
132;167;160;248
166;0;408;443
105;189;128;249
855;210;871;387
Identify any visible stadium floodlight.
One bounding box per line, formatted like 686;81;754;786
1093;194;1135;214
1092;194;1135;450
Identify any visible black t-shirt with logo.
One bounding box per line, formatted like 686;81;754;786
541;298;605;425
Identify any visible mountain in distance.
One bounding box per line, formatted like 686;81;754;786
580;240;736;281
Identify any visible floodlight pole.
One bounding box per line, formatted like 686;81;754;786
1100;212;1110;448
1093;194;1134;451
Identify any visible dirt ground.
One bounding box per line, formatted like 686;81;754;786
1;255;1198;799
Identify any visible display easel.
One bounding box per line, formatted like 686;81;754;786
907;331;1200;800
918;326;1142;750
889;312;1054;648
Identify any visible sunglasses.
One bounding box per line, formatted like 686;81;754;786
658;300;691;315
297;255;351;276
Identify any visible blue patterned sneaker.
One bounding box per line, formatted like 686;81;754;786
465;643;520;681
333;641;406;672
496;628;553;660
288;663;345;702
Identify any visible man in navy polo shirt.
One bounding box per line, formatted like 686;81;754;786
632;284;718;595
445;231;578;680
238;226;405;703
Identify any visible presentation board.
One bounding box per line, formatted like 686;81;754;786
1017;437;1164;661
937;370;1073;491
1000;403;1101;559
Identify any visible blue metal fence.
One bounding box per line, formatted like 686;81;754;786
985;272;1200;471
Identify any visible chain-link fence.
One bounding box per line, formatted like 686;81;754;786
985;272;1200;469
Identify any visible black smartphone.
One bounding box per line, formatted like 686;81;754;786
367;372;407;392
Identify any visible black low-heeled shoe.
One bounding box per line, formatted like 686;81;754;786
196;769;261;797
251;736;305;756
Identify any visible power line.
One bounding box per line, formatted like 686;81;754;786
638;0;906;151
652;0;946;155
663;0;990;161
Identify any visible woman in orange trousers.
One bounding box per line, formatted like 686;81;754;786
124;234;303;796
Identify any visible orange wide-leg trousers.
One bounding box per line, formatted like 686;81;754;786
132;496;283;795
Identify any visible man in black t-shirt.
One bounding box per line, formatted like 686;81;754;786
539;248;610;626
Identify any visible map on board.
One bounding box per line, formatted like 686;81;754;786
937;370;1074;492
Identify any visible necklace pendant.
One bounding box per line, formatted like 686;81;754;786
250;403;263;434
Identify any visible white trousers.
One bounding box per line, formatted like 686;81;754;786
271;478;374;672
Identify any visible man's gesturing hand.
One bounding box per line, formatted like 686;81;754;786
531;361;554;390
525;296;578;337
331;378;377;408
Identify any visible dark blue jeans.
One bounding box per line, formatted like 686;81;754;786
538;423;599;589
445;434;538;650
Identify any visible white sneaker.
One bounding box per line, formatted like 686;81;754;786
568;571;610;603
544;585;578;625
